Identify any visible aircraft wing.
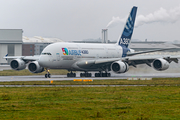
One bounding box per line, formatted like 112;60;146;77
3;55;40;62
76;55;180;69
126;48;175;56
122;55;179;67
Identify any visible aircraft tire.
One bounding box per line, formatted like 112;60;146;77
95;73;100;77
45;74;48;78
73;73;76;77
67;73;69;77
107;73;111;77
102;73;106;77
88;73;92;77
95;73;97;77
48;74;51;78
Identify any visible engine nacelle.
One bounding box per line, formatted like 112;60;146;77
28;61;44;73
153;58;169;71
10;59;26;70
111;61;129;73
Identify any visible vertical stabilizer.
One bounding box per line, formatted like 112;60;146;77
117;6;137;48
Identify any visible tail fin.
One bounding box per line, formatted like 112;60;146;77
117;6;137;48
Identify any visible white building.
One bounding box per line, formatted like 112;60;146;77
0;29;23;64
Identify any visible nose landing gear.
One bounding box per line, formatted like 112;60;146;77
45;69;51;78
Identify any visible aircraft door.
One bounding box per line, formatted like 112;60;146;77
56;53;60;61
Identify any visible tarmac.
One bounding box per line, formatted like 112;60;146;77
0;65;180;82
0;72;180;82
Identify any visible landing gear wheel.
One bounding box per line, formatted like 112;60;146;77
67;72;76;77
73;73;76;77
95;73;100;77
45;73;51;78
89;73;92;77
45;74;48;78
48;74;51;78
80;73;83;77
95;72;111;77
107;73;111;77
80;72;92;77
45;68;51;78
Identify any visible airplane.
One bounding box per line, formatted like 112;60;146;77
4;6;180;78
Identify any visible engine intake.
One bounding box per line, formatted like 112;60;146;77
153;58;169;71
111;61;129;73
10;59;26;70
28;61;44;73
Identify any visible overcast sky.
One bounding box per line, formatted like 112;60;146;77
0;0;180;41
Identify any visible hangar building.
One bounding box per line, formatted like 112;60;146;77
22;36;63;56
0;29;23;64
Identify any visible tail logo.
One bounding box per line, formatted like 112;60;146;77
123;16;134;37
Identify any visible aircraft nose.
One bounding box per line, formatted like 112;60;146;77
38;55;46;67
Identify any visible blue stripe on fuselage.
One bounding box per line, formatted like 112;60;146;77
122;47;130;57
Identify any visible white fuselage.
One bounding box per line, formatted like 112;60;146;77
38;42;123;71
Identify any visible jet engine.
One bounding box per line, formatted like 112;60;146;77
111;61;129;73
28;61;44;73
10;59;26;70
152;58;169;71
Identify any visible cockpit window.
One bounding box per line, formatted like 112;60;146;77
41;53;52;55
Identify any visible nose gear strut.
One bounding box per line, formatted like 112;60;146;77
45;68;51;78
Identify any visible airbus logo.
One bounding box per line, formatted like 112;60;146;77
120;38;130;45
62;48;89;56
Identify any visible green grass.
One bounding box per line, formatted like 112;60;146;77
0;86;180;119
0;69;68;76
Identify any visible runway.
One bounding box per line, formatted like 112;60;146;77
0;72;180;82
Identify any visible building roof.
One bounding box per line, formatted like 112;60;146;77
23;36;63;43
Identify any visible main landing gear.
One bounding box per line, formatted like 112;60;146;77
95;72;111;77
79;71;111;77
45;69;51;78
67;71;76;77
80;72;92;77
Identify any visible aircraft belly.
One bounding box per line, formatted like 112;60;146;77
48;60;76;69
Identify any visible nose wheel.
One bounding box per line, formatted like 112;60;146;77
45;69;51;78
45;73;51;78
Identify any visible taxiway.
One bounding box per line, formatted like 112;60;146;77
0;72;180;82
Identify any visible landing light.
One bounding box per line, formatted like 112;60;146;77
85;61;88;64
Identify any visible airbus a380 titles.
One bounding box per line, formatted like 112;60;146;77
4;6;180;78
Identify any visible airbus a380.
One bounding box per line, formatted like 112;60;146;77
4;6;180;78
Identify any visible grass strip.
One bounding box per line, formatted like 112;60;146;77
0;86;180;119
0;69;68;76
0;78;180;85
